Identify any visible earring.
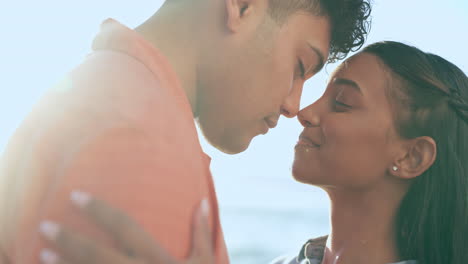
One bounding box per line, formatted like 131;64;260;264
392;166;399;172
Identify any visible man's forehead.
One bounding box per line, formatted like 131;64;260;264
296;13;332;59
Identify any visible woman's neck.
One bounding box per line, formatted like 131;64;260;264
322;184;407;264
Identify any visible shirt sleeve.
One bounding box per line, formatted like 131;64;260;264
4;49;212;263
11;125;202;263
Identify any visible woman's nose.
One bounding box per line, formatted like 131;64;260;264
298;103;321;128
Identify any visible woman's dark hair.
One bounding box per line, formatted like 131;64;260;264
363;41;468;264
268;0;372;63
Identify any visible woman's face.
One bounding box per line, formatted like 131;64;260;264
293;52;402;190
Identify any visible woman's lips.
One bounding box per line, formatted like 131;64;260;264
296;135;321;148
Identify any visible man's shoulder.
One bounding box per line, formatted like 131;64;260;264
68;48;194;135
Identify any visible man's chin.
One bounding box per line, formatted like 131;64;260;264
217;140;251;155
211;135;253;155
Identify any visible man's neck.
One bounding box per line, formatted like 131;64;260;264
135;1;205;116
322;184;406;264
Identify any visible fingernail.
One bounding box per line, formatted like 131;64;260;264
39;221;60;241
40;249;58;264
201;198;210;217
70;190;91;208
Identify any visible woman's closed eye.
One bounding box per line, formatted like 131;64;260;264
332;99;352;112
331;86;355;112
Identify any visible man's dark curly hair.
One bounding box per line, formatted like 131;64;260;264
267;0;372;63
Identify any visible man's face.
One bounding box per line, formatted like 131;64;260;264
197;4;331;154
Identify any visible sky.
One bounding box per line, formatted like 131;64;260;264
0;0;467;261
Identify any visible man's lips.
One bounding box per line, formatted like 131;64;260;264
264;117;278;129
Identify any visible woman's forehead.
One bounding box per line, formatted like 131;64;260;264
330;53;390;96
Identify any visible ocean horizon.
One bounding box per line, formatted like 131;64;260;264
212;164;331;264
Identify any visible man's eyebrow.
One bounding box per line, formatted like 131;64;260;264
333;78;363;95
308;43;325;74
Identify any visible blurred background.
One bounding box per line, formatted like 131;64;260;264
1;1;467;263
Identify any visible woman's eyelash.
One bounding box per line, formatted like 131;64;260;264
333;100;352;110
334;100;350;107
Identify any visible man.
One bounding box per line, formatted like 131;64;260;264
0;0;371;263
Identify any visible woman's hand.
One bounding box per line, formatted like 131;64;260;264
38;191;215;264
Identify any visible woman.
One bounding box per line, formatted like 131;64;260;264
36;41;468;264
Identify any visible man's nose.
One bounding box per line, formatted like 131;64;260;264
280;83;303;118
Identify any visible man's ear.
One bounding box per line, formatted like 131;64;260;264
390;136;437;179
225;0;258;32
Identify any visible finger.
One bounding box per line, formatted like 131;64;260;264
39;249;72;264
187;199;215;264
70;191;176;263
39;220;132;264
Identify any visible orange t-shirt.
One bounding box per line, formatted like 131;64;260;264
0;19;229;264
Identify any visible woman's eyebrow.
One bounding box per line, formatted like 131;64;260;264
333;77;363;95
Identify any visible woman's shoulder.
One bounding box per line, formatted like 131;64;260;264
270;235;418;264
270;236;328;264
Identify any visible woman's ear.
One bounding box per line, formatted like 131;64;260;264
390;136;437;179
225;0;258;32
